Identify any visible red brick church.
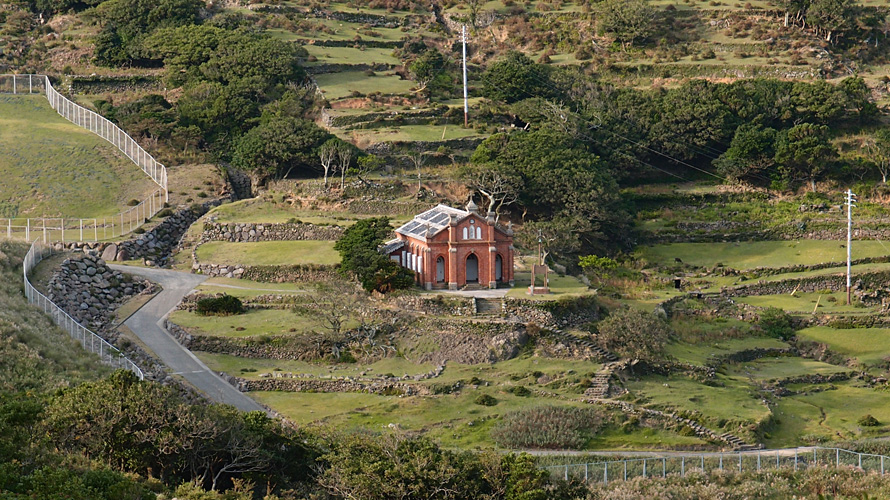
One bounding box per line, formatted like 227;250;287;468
382;201;514;290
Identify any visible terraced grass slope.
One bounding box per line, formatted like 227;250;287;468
0;95;156;219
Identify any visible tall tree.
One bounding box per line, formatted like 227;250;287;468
774;123;837;191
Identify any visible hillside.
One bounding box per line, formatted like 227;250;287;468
0;95;157;219
7;0;890;497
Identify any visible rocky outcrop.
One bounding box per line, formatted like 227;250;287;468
47;254;150;332
200;222;343;243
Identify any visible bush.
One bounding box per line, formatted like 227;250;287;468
491;405;605;449
595;308;672;362
196;294;245;316
156;208;174;217
758;307;794;340
474;394;498;406
859;414;880;427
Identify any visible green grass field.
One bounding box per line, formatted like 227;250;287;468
206;198;413;226
639;240;890;270
738;292;878;315
196;241;340;266
305;46;401;66
769;382;890;446
340;124;484;144
726;357;849;382
626;373;770;425
315;71;416;100
797;326;890;366
665;337;789;367
170;307;355;338
0;95;157;218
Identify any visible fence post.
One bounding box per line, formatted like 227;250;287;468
758;452;761;471
603;463;607;485
624;461;627;482
739;452;742;472
584;463;588;483
837;449;839;467
662;458;665;478
882;456;884;475
701;455;704;473
564;466;567;481
643;460;646;479
777;451;780;469
719;454;723;471
26;219;29;241
814;448;817;465
794;451;798;471
859;453;862;469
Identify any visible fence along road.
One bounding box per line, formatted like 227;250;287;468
0;74;167;241
22;226;145;379
545;446;890;484
2;73;171;379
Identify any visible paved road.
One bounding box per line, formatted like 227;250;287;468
110;264;266;413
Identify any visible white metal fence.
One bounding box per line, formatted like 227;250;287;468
0;73;168;241
544;447;890;484
22;239;144;379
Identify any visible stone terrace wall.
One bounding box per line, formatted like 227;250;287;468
201;222;344;243
192;263;339;282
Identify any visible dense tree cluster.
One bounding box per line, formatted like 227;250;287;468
334;217;415;293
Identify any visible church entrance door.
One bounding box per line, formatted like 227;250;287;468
466;254;479;283
436;256;445;282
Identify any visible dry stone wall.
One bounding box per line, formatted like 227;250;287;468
200;222;344;243
191;263;339;282
47;254;149;332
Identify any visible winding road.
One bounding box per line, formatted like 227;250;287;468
110;264;266;413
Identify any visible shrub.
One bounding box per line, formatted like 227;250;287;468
509;386;532;397
859;415;880;427
758;307;794;340
156;208;174;217
127;199;140;206
196;294;245;316
595;308;672;362
491;405;605;449
132;227;145;234
474;394;498;406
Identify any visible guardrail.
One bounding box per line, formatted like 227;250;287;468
0;73;168;240
22;239;144;379
543;447;890;484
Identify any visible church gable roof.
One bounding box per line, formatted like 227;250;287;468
395;204;468;241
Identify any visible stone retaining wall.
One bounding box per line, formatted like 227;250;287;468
200;222;344;243
241;377;429;396
48;254;149;332
192;263;339;282
115;198;225;265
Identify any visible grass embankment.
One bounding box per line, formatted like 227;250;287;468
206;198;413;226
0;95;156;218
797;326;890;366
196;241;340;266
0;241;110;392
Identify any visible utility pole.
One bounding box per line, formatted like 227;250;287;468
845;189;857;305
461;24;469;128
